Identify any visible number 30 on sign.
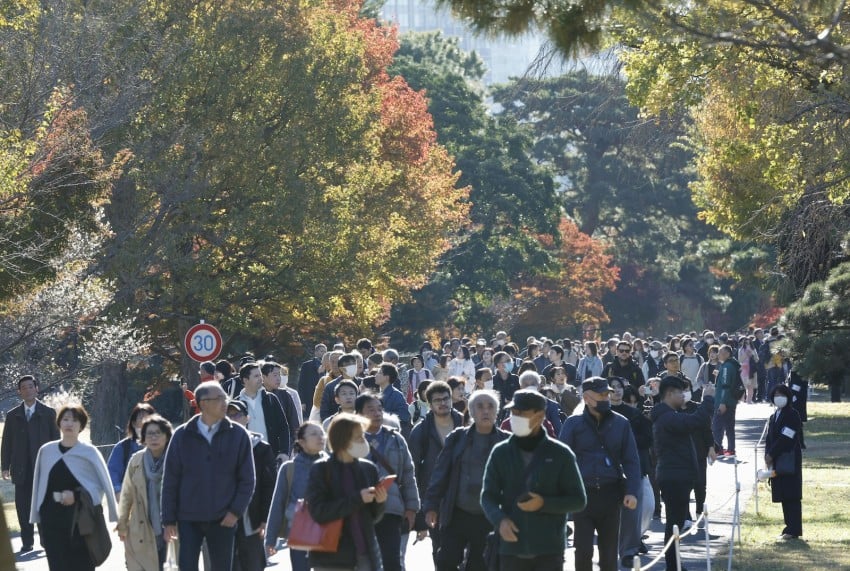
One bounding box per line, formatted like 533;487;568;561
184;322;223;362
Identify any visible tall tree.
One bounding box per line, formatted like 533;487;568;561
387;31;560;339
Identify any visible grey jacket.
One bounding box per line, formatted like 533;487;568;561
366;427;420;517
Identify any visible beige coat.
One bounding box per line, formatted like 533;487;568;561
117;450;167;571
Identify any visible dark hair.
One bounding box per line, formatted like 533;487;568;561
518;361;537;374
586;341;598;356
260;361;281;376
681;338;695;351
622;385;639;404
550;344;565;358
447;377;464;391
56;404;89;431
140;414;173;444
474;368;492;381
354;392;381;414
334;379;359;397
659;376;685;399
769;384;792;401
367;353;383;367
664;352;679;364
416;380;432;399
527;341;540;352
239;362;259;380
379;363;399;384
338;353;357;368
293;420;325;454
215;360;235;379
17;375;37;389
327;413;368;455
410;355;423;368
455;346;470;360
126;403;156;440
493;351;510;366
356;338;373;352
439;354;450;367
609;377;626;390
425;380;451;403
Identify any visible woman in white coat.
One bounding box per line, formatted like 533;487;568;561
30;404;118;571
117;415;174;570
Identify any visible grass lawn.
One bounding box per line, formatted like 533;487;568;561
733;395;850;570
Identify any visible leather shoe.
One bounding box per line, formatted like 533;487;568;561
622;555;638;567
19;545;33;554
639;541;649;554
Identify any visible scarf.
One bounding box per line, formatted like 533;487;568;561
143;448;165;537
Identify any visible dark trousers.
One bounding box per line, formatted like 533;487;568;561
712;407;736;452
15;477;35;547
781;499;803;537
573;484;622;571
41;519;93;571
501;553;563;570
756;370;767;402
290;549;310;571
694;456;708;516
429;526;442;565
436;508;492;571
178;520;237;571
660;479;693;571
233;525;266;571
375;513;402;571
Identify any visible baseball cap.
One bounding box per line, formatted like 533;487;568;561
581;377;614;394
504;389;546;412
226;399;248;415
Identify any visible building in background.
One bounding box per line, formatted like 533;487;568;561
381;0;547;85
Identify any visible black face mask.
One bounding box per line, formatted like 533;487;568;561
594;401;611;414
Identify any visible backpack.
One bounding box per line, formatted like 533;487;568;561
730;360;745;401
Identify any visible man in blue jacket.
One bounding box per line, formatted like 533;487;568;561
559;377;640;571
651;376;715;571
162;381;255;571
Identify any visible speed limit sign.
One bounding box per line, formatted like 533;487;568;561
184;322;223;362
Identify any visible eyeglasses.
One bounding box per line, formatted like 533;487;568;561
145;430;164;438
200;395;227;403
618;349;632;354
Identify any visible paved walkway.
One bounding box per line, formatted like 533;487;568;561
8;403;773;570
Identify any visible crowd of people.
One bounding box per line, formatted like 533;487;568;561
0;325;808;571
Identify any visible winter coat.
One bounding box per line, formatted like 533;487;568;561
306;456;385;570
650;397;714;483
116;451;163;571
365;427;419;517
1;400;59;483
766;407;803;502
265;451;326;544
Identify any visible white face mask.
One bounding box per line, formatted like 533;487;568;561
280;375;288;386
773;396;788;408
683;391;692;403
650;350;659;359
484;380;493;390
343;365;357;378
347;439;370;459
509;415;533;437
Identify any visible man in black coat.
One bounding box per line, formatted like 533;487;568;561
236;362;291;460
297;343;326;416
650;377;715;571
226;400;276;571
1;375;59;552
602;341;646;392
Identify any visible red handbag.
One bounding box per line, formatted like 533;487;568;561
287;499;343;552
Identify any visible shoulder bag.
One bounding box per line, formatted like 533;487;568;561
288;463;343;552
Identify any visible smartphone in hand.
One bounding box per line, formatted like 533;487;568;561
376;475;397;491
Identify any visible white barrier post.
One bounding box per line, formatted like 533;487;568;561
704;503;712;571
733;456;742;544
673;524;682;571
754;440;760;515
632;554;641;571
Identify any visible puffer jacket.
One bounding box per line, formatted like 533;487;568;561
366;427;420;517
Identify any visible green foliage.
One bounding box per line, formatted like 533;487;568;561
782;261;850;381
387;31;560;338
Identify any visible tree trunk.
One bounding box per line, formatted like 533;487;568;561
90;360;128;445
177;317;202;389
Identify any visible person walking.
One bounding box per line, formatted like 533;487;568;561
107;403;156;500
713;345;740;456
559;377;641;571
1;375;60;553
305;413;388;570
651;377;715;571
117;415;173;570
161;381;255;571
481;389;587;570
423;390;510;571
30;404;118;571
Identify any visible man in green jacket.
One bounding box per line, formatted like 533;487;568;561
481;389;587;570
713;345;741;456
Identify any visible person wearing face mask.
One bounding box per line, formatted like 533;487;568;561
697;331;717;362
559;378;641;571
319;353;362;421
304;413;388;570
422;390;510;571
764;385;803;540
641;341;666;384
492;351;520;417
650;377;715;571
678;378;716;524
481;390;587;570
